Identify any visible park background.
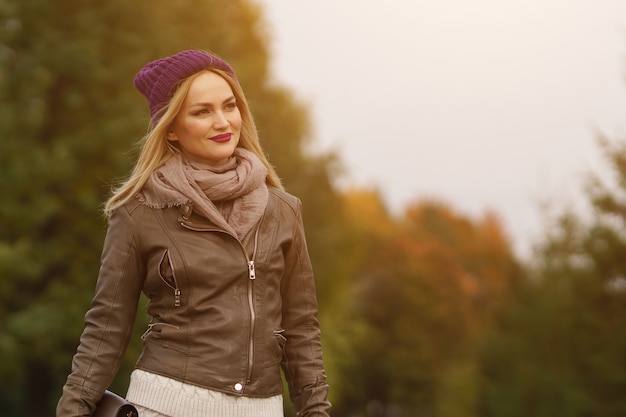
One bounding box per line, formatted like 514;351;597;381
1;1;625;416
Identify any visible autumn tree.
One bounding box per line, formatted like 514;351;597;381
331;190;521;416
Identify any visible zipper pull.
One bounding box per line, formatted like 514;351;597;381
174;289;181;306
141;323;155;341
248;260;256;280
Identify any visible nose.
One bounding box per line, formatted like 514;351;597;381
213;111;229;129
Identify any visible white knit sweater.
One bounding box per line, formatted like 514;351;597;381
126;369;284;417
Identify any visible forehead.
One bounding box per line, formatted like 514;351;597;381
185;71;234;104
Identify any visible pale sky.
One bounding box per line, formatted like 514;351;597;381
256;0;626;259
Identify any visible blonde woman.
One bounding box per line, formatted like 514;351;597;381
57;50;331;417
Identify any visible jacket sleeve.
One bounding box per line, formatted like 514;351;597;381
280;199;332;417
56;205;145;417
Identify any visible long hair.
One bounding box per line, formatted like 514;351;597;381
104;68;283;217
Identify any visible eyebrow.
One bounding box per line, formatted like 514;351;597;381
189;95;236;108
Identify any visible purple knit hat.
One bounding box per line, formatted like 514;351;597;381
133;50;236;125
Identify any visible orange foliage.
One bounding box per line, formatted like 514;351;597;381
341;188;397;237
334;191;523;409
342;192;521;351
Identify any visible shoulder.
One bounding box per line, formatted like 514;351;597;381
108;196;153;224
112;196;144;218
268;187;302;214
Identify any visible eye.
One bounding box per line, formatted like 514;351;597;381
225;101;237;111
193;108;210;116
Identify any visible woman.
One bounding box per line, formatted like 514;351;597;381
56;50;331;417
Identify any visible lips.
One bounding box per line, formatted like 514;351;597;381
210;133;232;143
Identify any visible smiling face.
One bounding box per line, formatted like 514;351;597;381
167;70;242;166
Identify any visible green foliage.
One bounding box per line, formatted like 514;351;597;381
476;138;626;417
0;1;342;415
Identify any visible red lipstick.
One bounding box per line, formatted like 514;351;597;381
210;133;231;143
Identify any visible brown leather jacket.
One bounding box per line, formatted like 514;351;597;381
57;187;331;416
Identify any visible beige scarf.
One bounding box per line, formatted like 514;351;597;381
139;148;269;240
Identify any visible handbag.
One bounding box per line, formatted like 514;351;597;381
93;390;139;417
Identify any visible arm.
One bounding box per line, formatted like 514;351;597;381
280;199;331;417
56;205;145;416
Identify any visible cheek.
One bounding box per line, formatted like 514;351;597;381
177;119;209;137
231;112;243;131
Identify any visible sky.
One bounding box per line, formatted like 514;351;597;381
256;0;626;259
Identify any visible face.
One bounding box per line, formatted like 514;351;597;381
167;71;241;166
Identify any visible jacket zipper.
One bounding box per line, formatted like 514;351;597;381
245;222;261;383
159;249;181;307
180;215;263;386
141;322;180;341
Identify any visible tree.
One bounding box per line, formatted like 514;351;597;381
0;1;343;415
476;138;626;417
331;191;521;416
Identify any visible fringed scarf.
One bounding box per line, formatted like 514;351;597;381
139;148;269;240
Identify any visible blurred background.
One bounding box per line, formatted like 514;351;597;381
1;1;625;416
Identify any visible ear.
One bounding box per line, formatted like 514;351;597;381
167;130;178;142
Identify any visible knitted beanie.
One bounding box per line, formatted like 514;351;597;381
133;50;236;125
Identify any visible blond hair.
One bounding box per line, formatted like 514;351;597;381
104;68;282;217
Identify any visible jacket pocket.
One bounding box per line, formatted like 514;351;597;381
267;328;287;366
141;322;180;341
158;249;181;307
